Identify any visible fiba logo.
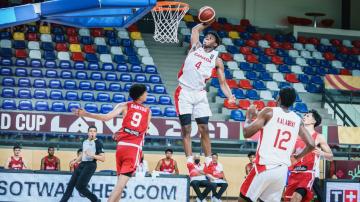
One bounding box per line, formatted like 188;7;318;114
330;190;358;202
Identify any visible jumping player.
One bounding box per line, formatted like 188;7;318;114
284;110;333;202
175;20;236;166
73;84;151;202
4;145;27;170
239;87;315;202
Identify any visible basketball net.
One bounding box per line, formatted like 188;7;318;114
151;1;189;43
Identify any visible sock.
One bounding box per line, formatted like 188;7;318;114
205;156;212;166
187;156;194;163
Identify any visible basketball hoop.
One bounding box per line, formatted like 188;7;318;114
151;1;189;43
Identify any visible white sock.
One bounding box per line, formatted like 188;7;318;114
205;156;212;165
187;156;194;163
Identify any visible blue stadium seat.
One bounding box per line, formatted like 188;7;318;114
253;64;266;72
327;68;338;75
85;103;98;113
1;58;12;66
135;74;147;83
128;56;140;65
259;72;272;81
121;39;132;47
31;69;43;77
246;90;260;100
54;34;65;43
61;70;73;79
123;83;132;92
240;32;251;40
224;69;233;79
275;34;285;42
144;84;152;93
307;59;319;67
226;45;239;54
45;60;56;68
0;48;12;58
50;90;63;100
97;45;109;54
295;94;302;103
109;83;121;92
41;42;54;51
276;49;288;57
259;55;270;64
113;93;126;103
253;80;266;90
18;89;31;99
217;89;226;98
0;67;12;76
278;64;291;73
19;100;33;110
164;107;177;117
117;64;128;72
145;95;157;104
13;40;26;49
1;88;15;98
124;47;136;56
59;60;72;69
252;47;263;55
239;62;252;71
211;78;220;88
101;104;113;114
49;80;61;89
94;82;106;91
105;72;118;81
283;57;295;65
68;102;81;112
232;89;245;99
64;80;77;90
105;30;116;38
145;65;157;74
114;55;126;64
234;39;245;46
279;82;291;89
319;60;331;68
74;62;86;70
303;66;316;75
51;102;66;112
102;63;114;71
131;65;142;73
310;76;323;85
294;103;308;113
245;71;258;80
149;75;162;83
230;110;245;121
2;77;15;87
90;72;103;80
15;59;27;66
108;38;120;46
81;36;93;45
34;89;48;99
81;92;95;101
33;79;46;88
217;30;228;38
66;91;79;101
85;54;98;62
218;17;227;24
75;71;88;80
44;51;56;60
316;67;327;76
120;73;132;82
79;81;92;90
159;95;172;105
52;27;63;34
150;106;162;117
15;68;27;77
88;62;100;70
153;85;166;94
97;93;110;102
0;31;11;39
46;69;58;78
2;99;16;110
18;78;30;87
35;101;49;111
298;74;310;84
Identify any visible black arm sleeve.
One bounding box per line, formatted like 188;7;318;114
95;139;104;155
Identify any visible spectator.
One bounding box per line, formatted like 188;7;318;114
134;153;149;177
4;145;27;170
155;149;179;174
188;154;215;202
40;146;60;171
60;125;105;202
204;153;228;202
69;149;82;172
245;151;255;176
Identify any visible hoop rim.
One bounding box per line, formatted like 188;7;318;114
152;1;189;12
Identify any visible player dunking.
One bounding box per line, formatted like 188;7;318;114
284;109;333;202
175;21;236;166
74;84;151;202
239;87;315;202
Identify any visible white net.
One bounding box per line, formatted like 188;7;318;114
151;2;189;43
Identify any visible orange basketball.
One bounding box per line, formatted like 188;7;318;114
198;6;216;23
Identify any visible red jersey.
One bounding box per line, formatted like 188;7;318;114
43;156;59;171
204;161;224;179
187;162;204;177
290;132;319;172
160;159;175;173
8;156;25;170
115;102;150;146
245;162;253;174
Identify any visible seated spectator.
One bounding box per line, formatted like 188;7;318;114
41;146;60;171
134;153;149;177
188;154;215;202
4;145;27;170
69;149;82;172
204;153;228;202
155;148;179;174
245;151;255;176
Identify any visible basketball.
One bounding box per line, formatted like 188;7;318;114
198;6;216;23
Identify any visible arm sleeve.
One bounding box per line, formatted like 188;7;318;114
95;140;104;155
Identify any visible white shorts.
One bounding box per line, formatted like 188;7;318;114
174;85;212;118
240;164;288;202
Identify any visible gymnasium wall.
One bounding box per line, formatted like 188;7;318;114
183;0;342;29
351;0;360;30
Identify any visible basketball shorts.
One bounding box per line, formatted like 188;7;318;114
174;85;212;118
284;172;315;202
116;141;142;176
240;164;288;202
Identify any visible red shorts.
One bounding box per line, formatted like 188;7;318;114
116;144;142;175
284;172;315;202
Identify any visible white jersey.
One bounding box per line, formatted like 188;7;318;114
178;47;219;90
255;107;301;167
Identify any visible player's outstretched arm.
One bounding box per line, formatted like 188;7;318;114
294;124;315;161
191;21;213;48
216;58;236;103
316;135;333;161
73;103;126;122
243;106;272;138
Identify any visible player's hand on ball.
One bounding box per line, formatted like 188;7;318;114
73;108;85;117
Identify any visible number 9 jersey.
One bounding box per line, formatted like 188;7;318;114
115;101;150;146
